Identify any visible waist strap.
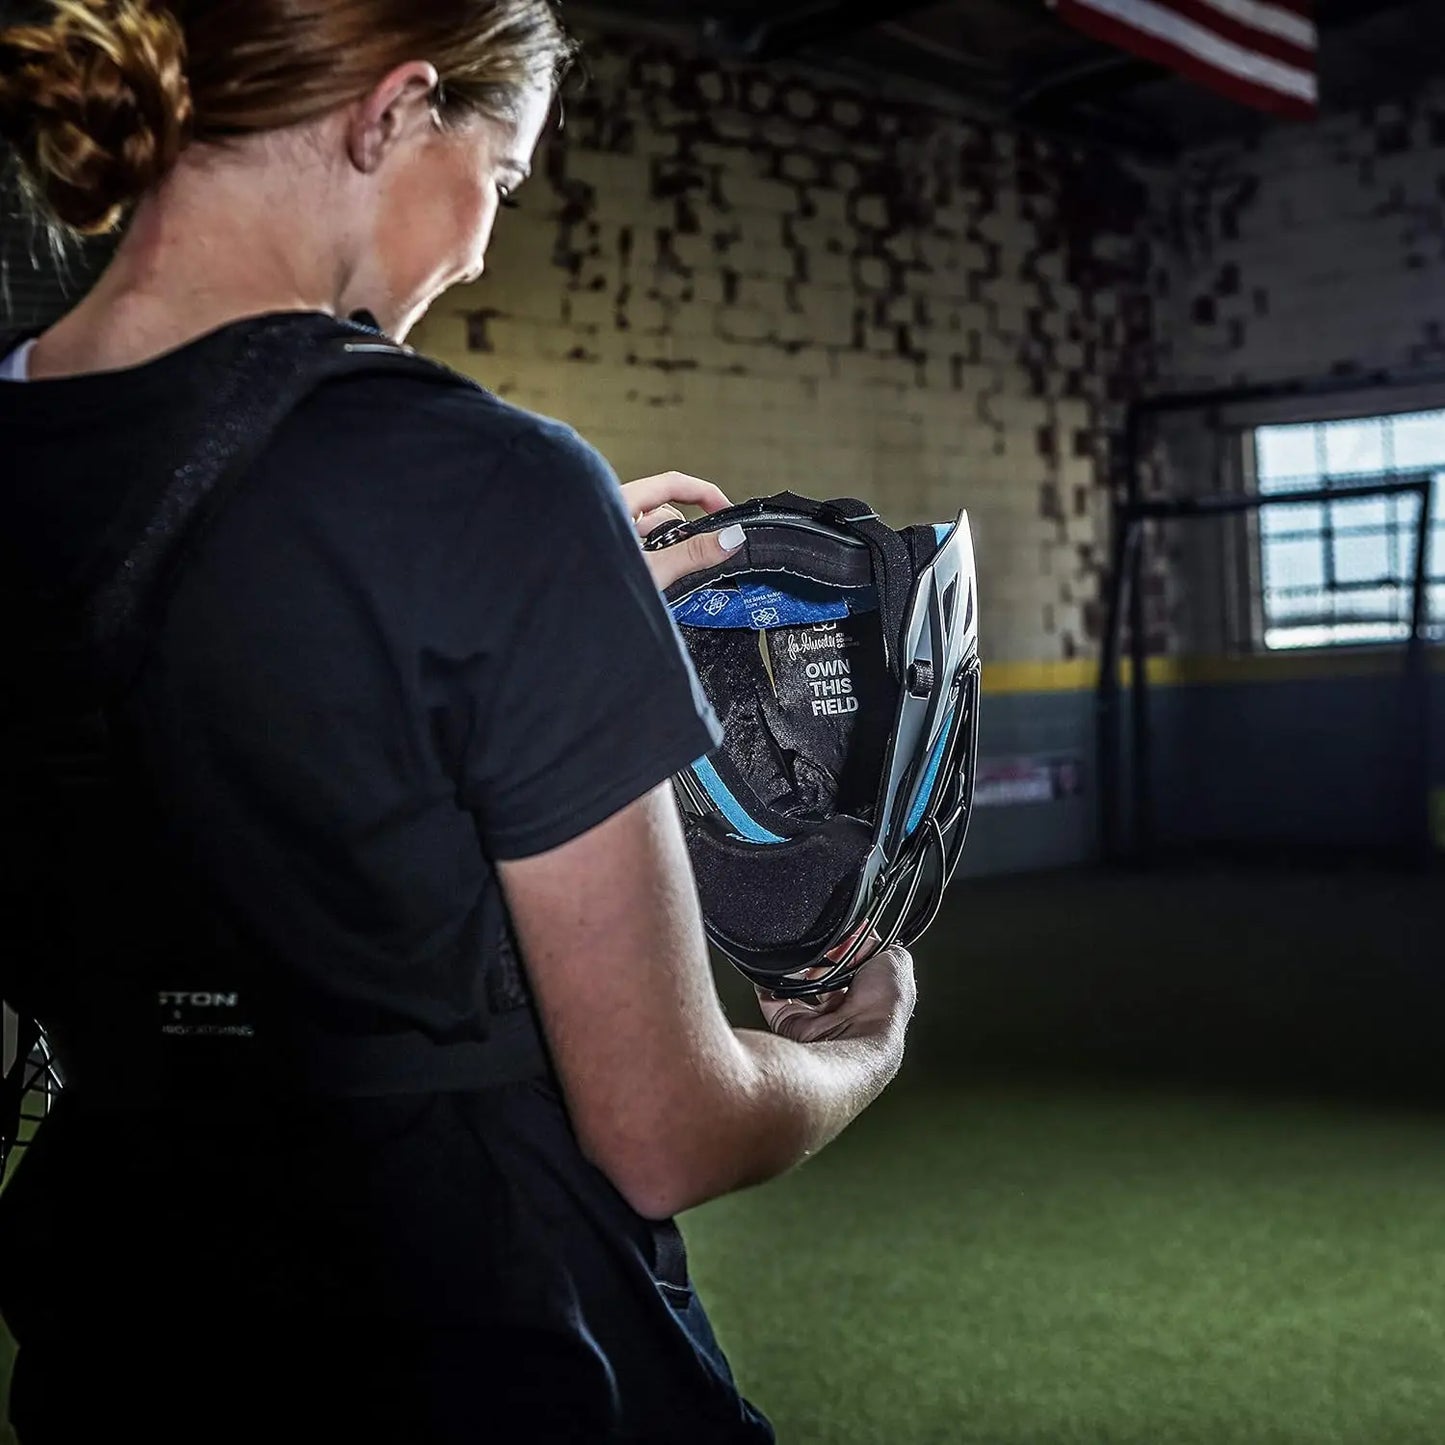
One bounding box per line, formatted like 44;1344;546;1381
59;1007;549;1111
304;1008;549;1099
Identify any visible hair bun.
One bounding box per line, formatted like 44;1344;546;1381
0;0;192;236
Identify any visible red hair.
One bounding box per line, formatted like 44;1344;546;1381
0;0;575;235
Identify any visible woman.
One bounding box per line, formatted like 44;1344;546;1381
0;2;916;1440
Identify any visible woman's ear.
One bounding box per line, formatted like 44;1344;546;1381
346;60;441;174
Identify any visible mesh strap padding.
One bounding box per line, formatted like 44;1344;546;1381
682;815;871;956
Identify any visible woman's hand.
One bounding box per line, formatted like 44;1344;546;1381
755;930;917;1046
623;471;744;591
757;945;916;1046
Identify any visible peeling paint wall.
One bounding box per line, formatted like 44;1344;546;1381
1166;88;1445;389
412;31;1166;665
2;36;1170;668
1149;85;1445;656
1146;89;1445;858
13;37;1445;865
11;47;1445;676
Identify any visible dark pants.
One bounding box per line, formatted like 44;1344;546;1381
2;1087;775;1444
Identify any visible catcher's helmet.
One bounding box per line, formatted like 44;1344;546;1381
646;492;981;998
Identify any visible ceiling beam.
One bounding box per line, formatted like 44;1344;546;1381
1013;53;1166;122
1314;0;1425;25
702;0;942;62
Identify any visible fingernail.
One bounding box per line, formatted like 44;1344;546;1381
717;523;745;553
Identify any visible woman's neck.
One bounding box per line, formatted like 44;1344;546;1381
29;147;367;379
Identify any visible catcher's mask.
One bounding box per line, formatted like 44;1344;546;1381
646;492;981;999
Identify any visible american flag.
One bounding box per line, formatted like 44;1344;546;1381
1049;0;1319;119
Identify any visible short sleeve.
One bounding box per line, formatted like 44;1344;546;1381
444;422;721;860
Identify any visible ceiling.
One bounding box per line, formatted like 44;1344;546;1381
573;0;1445;157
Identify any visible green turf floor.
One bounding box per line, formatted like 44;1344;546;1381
9;1078;1443;1444
4;864;1443;1442
685;1079;1445;1445
689;862;1445;1444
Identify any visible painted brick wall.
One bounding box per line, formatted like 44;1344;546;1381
13;45;1445;670
1128;84;1445;658
412;30;1165;666
1;36;1167;668
1165;83;1445;390
0;34;1176;877
1146;86;1445;858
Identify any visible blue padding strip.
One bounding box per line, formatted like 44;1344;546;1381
933;522;955;545
905;712;956;838
691;757;786;843
671;580;878;631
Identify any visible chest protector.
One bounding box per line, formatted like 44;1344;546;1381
1;314;544;1162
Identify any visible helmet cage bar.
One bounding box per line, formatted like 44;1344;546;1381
878;513;977;859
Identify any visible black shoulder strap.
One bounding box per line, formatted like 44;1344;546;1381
89;316;476;698
7;315;455;824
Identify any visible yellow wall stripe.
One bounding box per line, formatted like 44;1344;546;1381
982;647;1445;697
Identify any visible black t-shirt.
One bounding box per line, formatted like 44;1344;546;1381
0;314;771;1443
4;311;719;1039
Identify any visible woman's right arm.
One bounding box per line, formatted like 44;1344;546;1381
497;781;915;1222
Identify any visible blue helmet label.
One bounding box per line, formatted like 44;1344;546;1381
673;581;866;631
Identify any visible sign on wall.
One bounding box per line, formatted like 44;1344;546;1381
974;755;1085;809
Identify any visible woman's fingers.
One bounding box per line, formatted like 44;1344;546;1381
634;504;686;539
755;944;915;1043
623;471;739;593
759;995;852;1044
824;924;883;965
751;927;886;1037
644;524;745;591
623;472;731;520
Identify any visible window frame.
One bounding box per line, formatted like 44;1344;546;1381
1224;383;1445;654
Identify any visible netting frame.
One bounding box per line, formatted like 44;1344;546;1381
1099;374;1439;867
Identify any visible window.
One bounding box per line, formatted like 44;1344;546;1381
1253;411;1445;650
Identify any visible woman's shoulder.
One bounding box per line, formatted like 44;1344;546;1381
286;364;616;507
